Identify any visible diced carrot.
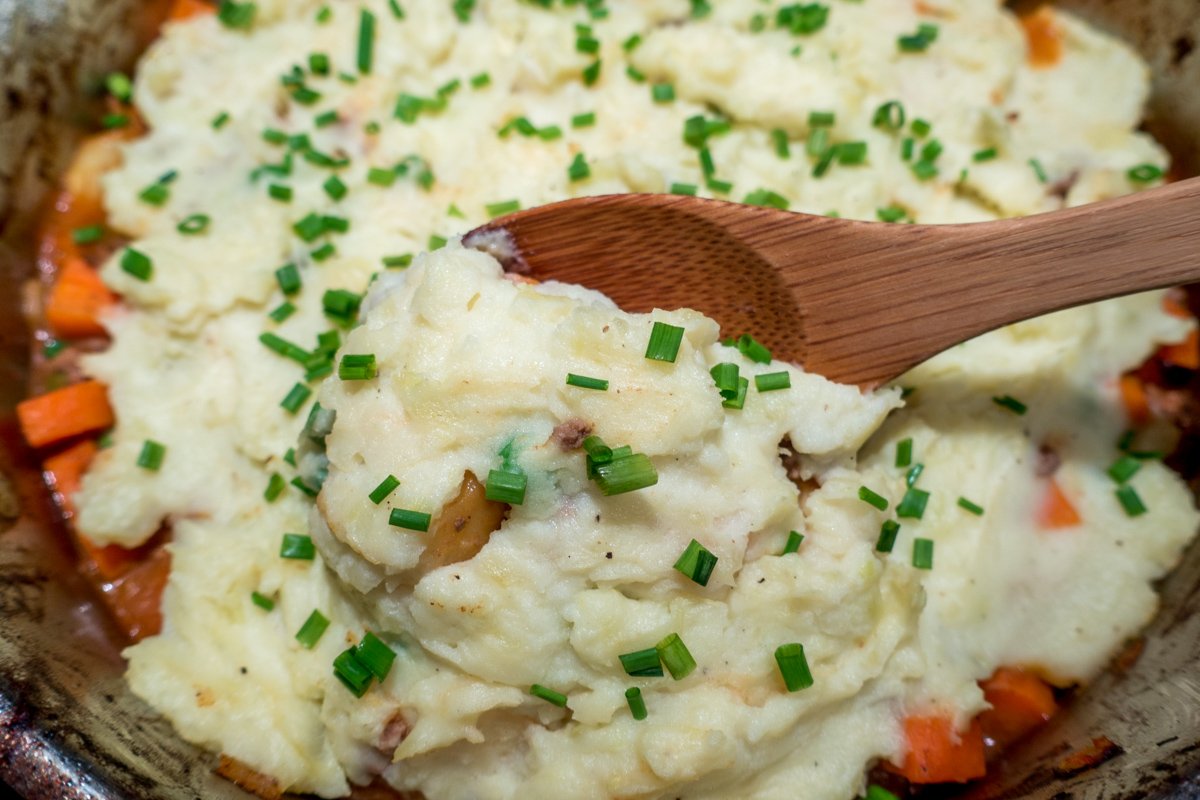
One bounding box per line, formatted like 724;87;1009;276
101;546;170;643
898;715;987;784
43;439;97;516
978;667;1057;749
46;256;116;339
1119;374;1150;426
1036;478;1082;529
17;380;115;449
1162;292;1191;319
1158;329;1200;370
169;0;216;20
1020;7;1064;69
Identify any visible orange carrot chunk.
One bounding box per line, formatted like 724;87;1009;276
1020;7;1064;69
1036;478;1082;529
1118;374;1150;426
17;380;115;449
169;0;216;21
102;546;170;643
46;256;116;339
1162;292;1190;319
978;667;1057;749
1158;329;1200;370
899;715;987;784
43;439;98;516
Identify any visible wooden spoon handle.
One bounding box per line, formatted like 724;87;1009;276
781;177;1200;385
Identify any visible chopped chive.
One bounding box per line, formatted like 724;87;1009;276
582;59;602;86
733;333;771;363
1128;164;1164;183
357;9;376;74
470;72;491;89
1116;484;1147;516
858;486;888;511
310;242;336;262
576;34;600;54
295;610;329;648
566;373;608;390
645;321;685;363
567;153;591;182
308;52;330;75
973;147;998;162
898;23;938;52
911;160;938;181
262;128;288;146
284;448;296;467
275;263;301;295
177;213;210;234
673;539;718;586
136;440;166;471
387;0;404;18
710;363;740;399
867;786;900;800
280;533;316;560
912;537;934;569
485;470;527;505
906;463;924;487
383;254;413;268
571;111;596;128
259;332;310;364
992;394;1027;415
651;83;676;103
251;591;275;611
775;2;826;33
895;438;913;468
120;248;153;281
781;530;804;556
389;508;431;532
670;182;698;196
369;475;400;504
872;101;905;131
211;111;230;129
339;353;377;380
655;633;696;680
774;643;814;692
314;110;339;129
1108;456;1142;483
217;0;256;29
754;371;791;392
771;128;790;159
744;188;789;210
1029;158;1048;184
876;519;900;553
367;166;398;187
280;382;312;414
625;687;648;720
582;435;612;464
619;648;663;677
264;472;287;502
43;339;65;359
896;488;930;519
355;632;395;681
808;110;835;128
485;199;520;218
291;476;318;497
332;648;373;697
72;224;104;244
957;497;984;515
622;33;642;51
268;184;293;203
722;376;750;410
428;235;447;250
625;65;646;83
592;452;658;495
530;684;568;707
270;302;297;321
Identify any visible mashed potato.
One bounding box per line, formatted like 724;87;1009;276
68;0;1197;798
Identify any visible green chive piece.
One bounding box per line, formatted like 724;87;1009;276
136;440;166;471
872;101;905;131
355;632;396;681
428;235;447;250
217;0;256;29
877;205;906;223
867;785;900;800
72;224;105;244
710;363;740;399
734;334;772;364
906;463;924;488
619;648;663;677
645;321;686;363
120;248;153;281
992;394;1028;415
332;648;373;697
1029;158;1049;184
339;353;377;380
898;22;938;52
485;199;520;218
387;0;404;19
623;33;642;51
1108;456;1142;483
323;175;348;201
973;147;998;162
275;263;301;295
389;508;431;532
858;486;888;511
743;188;789;210
781;530;804;555
485;470;527;505
895;438;913;468
1127;164;1164;184
251;591;275;611
259;332;310;364
308;52;330;75
571;111;596;128
295;610;329;648
105;72;132;102
530;684;568;707
651;83;676;103
670;182;698;196
625;65;647;83
754;371;791;392
470;72;491;89
876;520;900;553
771;128;791;158
582;59;602;86
369;475;400;504
957;497;984;515
264;472;287;502
1116;484;1147;516
268;184;293;203
105;115;131;131
294;212;327;242
722;376;750;410
592;452;658;495
357;9;376;74
177;214;210;235
656;633;696;680
774;642;814;692
310;243;336;262
566;373;608;390
280;533;316;560
211;111;231;129
673;539;718;586
42;339;65;359
912;537;934;569
280;382;312;414
896;488;930;519
582;435;612;464
383;254;413;268
567;153;591;182
625;686;648;720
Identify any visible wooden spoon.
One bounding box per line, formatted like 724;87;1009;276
463;177;1200;387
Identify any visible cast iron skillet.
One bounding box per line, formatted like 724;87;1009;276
1;1;1199;798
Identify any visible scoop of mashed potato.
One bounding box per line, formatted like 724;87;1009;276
69;0;1198;798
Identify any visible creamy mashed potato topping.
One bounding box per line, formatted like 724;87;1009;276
67;0;1198;798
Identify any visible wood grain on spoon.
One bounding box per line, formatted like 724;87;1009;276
463;178;1200;387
